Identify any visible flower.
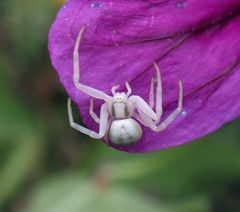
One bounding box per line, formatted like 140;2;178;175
48;0;240;153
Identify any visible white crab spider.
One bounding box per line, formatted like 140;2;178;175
68;26;183;146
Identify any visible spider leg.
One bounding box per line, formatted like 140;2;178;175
68;98;109;139
149;77;155;109
153;62;163;124
129;95;157;121
103;119;112;144
111;85;120;95
156;80;183;131
133;113;148;127
135;80;183;132
125;81;132;97
136;109;158;131
129;63;163;122
89;98;100;124
73;26;111;102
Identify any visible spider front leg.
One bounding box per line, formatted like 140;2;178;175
129;95;158;121
73;26;111;103
68;98;109;139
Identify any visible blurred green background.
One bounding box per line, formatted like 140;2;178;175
0;0;240;211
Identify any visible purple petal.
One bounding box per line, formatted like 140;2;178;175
49;0;240;153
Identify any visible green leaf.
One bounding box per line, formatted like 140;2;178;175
0;136;44;208
26;173;209;212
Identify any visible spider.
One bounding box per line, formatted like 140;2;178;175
68;26;183;146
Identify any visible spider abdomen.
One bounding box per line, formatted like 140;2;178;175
108;118;142;145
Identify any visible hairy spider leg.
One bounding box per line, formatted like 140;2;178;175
73;26;111;102
68;98;109;139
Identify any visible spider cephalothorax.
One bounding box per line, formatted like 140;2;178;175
68;26;183;146
110;92;133;119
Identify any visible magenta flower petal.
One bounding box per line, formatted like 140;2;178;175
49;0;240;153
